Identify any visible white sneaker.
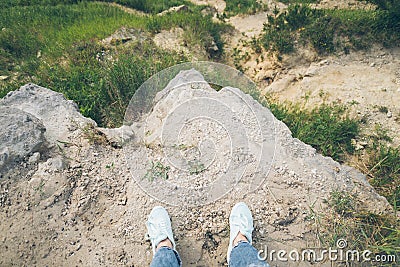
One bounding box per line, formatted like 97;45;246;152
227;202;254;263
146;206;176;255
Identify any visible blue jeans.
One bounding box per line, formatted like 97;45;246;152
150;247;182;267
150;242;269;267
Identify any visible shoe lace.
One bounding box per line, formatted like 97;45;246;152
147;218;169;240
159;220;168;235
232;214;249;232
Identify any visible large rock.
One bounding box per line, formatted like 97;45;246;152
0;107;46;170
125;68;391;213
0;83;96;144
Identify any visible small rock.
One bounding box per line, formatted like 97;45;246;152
318;59;329;66
118;196;127;206
0;107;46;171
354;143;364;151
370;62;375;67
158;5;188;16
358;141;368;146
46;156;67;171
387;111;392;118
0;75;9;81
28;152;40;164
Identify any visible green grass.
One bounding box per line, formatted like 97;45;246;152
279;0;319;4
268;100;400;257
268;101;359;162
261;3;400;55
0;2;146;76
325;190;356;217
223;0;267;17
0;0;191;13
266;99;399;258
366;144;400;210
144;161;170;181
0;1;230;126
38;39;186;126
318;190;399;257
101;0;192;14
267;98;399;212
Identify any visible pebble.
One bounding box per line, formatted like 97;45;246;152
387;111;392;118
28;152;40;164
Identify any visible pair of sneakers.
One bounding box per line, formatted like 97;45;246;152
146;202;253;263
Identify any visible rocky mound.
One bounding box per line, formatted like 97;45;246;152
0;71;391;266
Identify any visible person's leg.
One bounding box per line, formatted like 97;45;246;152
146;206;181;267
227;202;269;267
150;246;181;267
230;241;269;267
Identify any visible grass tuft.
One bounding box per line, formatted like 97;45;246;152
313;190;400;259
268;101;359;162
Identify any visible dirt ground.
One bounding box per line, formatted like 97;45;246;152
0;79;391;266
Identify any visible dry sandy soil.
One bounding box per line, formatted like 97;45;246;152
0;75;390;266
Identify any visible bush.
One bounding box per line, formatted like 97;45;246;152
224;0;266;17
301;15;336;53
261;3;400;55
261;4;322;54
